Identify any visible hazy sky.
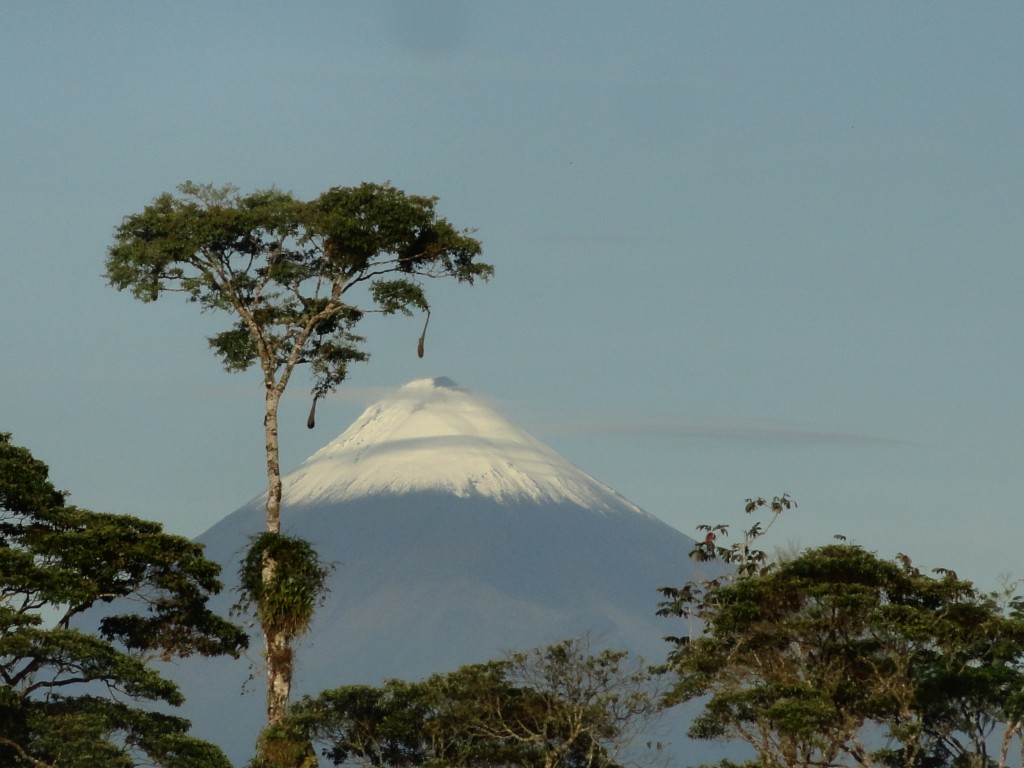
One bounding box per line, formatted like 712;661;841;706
3;2;1023;590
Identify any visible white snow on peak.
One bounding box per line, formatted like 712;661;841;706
279;377;651;516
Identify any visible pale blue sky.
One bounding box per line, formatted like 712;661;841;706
3;2;1023;589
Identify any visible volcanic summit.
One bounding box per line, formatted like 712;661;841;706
172;377;705;763
276;376;657;512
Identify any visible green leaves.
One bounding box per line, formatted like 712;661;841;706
286;663;515;768
0;432;66;513
7;696;235;768
208;322;259;372
0;434;246;767
663;540;1024;768
286;637;661;768
235;533;332;642
371;279;429;316
659;494;794;640
106;181;491;399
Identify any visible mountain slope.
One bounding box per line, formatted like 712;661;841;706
169;377;709;765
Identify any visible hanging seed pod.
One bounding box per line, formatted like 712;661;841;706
307;395;319;429
417;309;430;359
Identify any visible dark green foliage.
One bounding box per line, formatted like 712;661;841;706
657;494;793;652
105;180;491;400
285;638;663;768
250;719;318;768
288;662;525;768
662;536;1024;768
236;532;332;643
0;433;247;768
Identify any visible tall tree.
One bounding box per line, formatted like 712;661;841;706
0;432;248;768
105;181;491;735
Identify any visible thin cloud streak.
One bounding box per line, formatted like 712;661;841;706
177;385;905;447
535;417;908;447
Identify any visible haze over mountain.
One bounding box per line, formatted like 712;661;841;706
171;377;710;764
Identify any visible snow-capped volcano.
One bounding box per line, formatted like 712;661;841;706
281;376;649;514
166;377;711;765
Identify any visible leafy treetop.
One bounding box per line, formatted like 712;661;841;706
661;530;1024;768
276;637;664;768
105;181;491;400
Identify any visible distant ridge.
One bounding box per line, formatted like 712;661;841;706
166;377;711;765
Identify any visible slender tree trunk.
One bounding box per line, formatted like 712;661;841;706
264;621;292;726
262;384;290;726
999;720;1021;768
264;385;283;535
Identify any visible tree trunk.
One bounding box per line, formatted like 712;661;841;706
264;612;292;726
1000;721;1022;768
264;385;283;535
262;385;290;726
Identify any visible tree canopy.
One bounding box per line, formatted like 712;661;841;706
0;432;248;768
278;637;664;768
661;536;1024;768
105;180;490;407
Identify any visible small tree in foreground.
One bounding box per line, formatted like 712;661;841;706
0;433;248;767
280;637;665;768
105;181;492;739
